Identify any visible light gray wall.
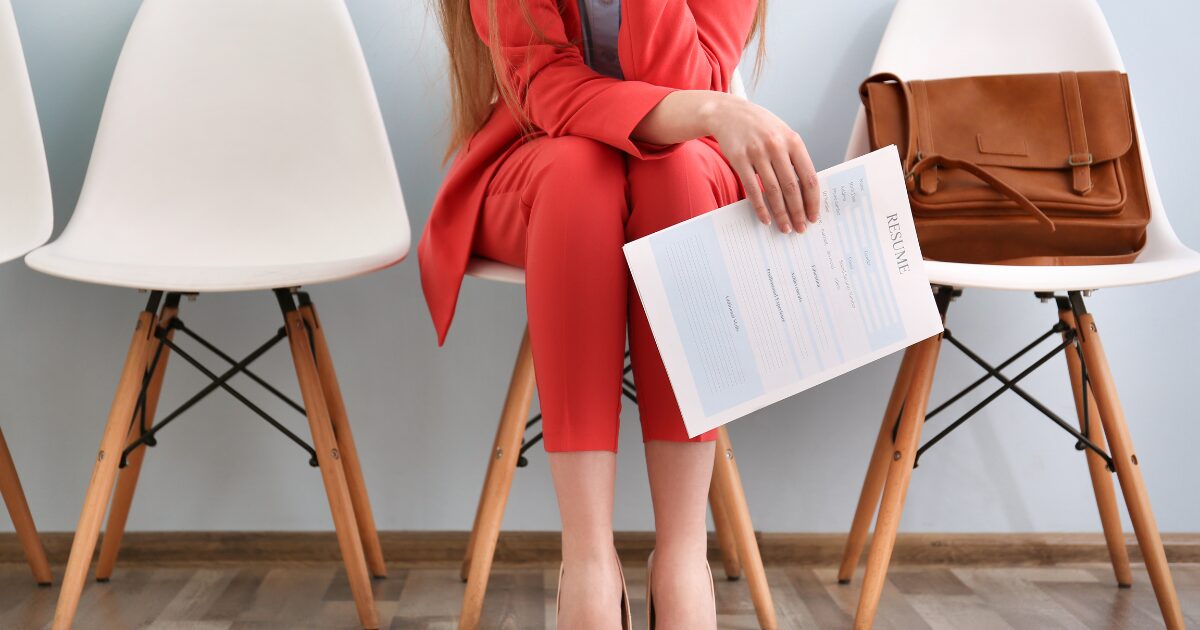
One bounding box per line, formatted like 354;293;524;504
2;0;1196;536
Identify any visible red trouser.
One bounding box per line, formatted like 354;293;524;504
473;136;740;452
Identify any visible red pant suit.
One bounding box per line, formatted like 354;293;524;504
419;0;759;452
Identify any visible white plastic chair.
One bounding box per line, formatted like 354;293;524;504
0;0;53;588
24;2;408;628
836;2;1194;628
459;70;780;630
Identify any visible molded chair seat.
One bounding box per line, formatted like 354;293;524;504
24;0;409;292
26;2;407;629
465;257;525;285
0;0;50;266
924;250;1200;293
27;246;405;293
837;2;1193;629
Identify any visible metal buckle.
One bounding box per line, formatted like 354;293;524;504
1068;153;1094;167
904;151;926;181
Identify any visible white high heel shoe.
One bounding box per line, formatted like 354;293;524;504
556;551;632;630
646;550;716;630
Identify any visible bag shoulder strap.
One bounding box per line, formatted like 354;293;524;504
909;155;1056;232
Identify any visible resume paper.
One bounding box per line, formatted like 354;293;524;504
624;146;944;437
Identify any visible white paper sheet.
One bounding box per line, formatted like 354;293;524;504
623;146;944;437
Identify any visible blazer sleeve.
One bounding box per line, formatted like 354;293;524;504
472;0;676;157
618;0;759;91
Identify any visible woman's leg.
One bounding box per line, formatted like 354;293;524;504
626;140;741;629
550;451;622;628
474;136;631;628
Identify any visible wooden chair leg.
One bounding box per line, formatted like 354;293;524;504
837;347;918;584
53;307;159;630
299;300;387;579
459;327;536;630
95;301;178;582
0;426;52;585
281;301;379;630
709;477;742;580
1059;307;1133;588
1074;306;1185;630
712;426;778;630
460;490;482;581
854;335;942;630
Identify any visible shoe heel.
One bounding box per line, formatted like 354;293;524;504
646;551;716;629
558;555;631;630
555;562;564;621
616;551;632;630
646;550;656;630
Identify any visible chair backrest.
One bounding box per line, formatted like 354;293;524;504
847;0;1188;259
51;0;409;267
731;68;748;100
0;0;52;264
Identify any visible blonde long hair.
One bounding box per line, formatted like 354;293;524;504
434;0;767;159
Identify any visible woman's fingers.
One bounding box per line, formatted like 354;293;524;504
754;153;793;233
771;144;808;233
731;159;772;227
790;137;821;224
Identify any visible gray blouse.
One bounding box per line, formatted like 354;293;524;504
578;0;623;79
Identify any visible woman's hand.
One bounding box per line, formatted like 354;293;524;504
633;90;820;233
702;94;820;233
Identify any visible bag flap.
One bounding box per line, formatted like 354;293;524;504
865;71;1133;169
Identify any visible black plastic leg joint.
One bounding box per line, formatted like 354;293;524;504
274;288;299;314
1068;290;1089;318
143;290;164;314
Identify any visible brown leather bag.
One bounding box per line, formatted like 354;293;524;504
860;71;1150;265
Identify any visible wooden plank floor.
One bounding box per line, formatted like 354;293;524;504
0;561;1196;629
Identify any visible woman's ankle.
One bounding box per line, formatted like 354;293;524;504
649;547;716;629
651;537;708;561
558;552;624;629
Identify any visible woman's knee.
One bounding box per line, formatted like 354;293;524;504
531;137;627;198
525;136;629;227
626;140;737;236
628;140;713;183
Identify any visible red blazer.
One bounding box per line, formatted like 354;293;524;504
419;0;758;344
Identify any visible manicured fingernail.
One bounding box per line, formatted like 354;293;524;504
781;223;791;234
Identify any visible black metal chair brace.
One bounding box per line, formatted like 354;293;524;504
118;289;334;470
897;287;1113;471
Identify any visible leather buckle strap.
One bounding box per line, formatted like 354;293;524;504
910;80;939;195
1060;72;1094;195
